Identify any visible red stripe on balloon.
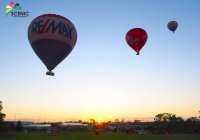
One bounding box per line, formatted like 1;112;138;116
40;19;50;34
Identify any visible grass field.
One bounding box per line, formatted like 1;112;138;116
1;132;200;140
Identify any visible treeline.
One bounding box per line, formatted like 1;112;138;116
152;112;200;133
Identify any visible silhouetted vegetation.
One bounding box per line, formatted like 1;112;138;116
0;101;6;133
152;113;200;133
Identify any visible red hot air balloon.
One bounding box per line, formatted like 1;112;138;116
28;14;77;76
126;28;148;55
167;21;178;33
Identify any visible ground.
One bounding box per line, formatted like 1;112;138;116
1;132;200;140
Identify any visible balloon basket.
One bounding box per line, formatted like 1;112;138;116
46;71;55;76
136;52;140;55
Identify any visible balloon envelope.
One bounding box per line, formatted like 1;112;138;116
167;21;178;33
28;14;77;75
125;28;148;55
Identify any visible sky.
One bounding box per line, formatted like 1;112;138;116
0;0;200;122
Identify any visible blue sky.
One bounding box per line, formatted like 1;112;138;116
0;0;200;122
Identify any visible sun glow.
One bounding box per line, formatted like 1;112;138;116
94;116;107;124
97;117;103;123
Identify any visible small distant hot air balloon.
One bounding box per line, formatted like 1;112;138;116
126;28;148;55
28;14;77;76
167;21;178;33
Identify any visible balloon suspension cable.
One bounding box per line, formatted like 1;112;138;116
136;52;140;55
46;71;55;76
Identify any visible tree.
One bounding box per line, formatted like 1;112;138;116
78;120;82;123
0;101;6;132
0;100;6;121
0;101;2;111
186;117;199;122
154;113;173;122
15;121;23;131
115;119;120;123
154;113;184;122
90;118;95;124
154;113;185;133
186;117;200;133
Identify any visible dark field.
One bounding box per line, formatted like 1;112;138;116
1;132;200;140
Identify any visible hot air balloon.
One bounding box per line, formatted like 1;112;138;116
167;21;178;33
28;14;77;76
125;28;148;55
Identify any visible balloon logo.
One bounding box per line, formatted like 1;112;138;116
28;14;77;76
167;21;178;33
126;28;148;55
